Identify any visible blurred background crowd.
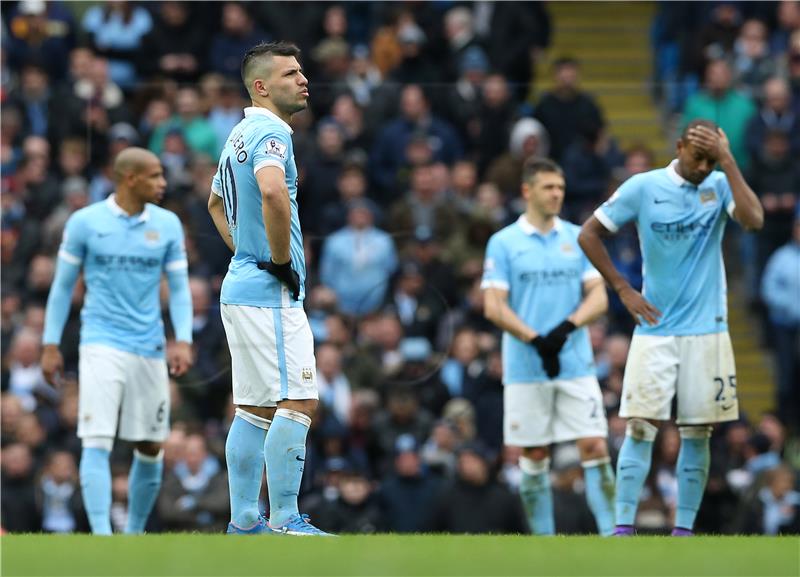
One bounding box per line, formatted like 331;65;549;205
1;0;799;535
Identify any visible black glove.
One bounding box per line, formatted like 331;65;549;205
538;320;577;356
530;336;561;379
258;259;301;300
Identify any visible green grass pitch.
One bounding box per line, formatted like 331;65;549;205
2;534;798;577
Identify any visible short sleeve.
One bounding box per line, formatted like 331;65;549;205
211;164;222;197
164;215;188;273
594;175;643;233
58;213;88;266
481;234;510;290
252;131;291;175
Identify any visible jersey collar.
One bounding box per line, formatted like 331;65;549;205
244;106;294;134
516;214;562;237
106;194;151;223
667;159;689;186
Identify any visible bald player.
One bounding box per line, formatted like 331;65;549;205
42;147;194;535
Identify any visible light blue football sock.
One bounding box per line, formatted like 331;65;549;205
615;419;658;526
675;427;711;531
518;457;555;535
226;411;269;529
79;447;112;535
583;457;616;536
264;408;311;528
125;450;164;534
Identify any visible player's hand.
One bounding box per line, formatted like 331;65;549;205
260;259;301;300
168;341;193;377
618;286;661;326
41;345;64;387
538;320;577;355
687;126;732;163
530;337;561;379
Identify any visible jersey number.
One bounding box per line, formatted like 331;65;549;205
219;156;238;229
714;375;737;402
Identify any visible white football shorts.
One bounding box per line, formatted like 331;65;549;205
221;304;318;407
620;332;738;424
78;344;170;442
504;376;608;447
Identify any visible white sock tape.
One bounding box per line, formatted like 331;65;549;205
519;456;550;475
626;418;658;442
235;407;272;431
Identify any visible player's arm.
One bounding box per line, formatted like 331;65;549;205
207;192;234;252
483;288;538;342
164;217;193;377
687;125;764;231
569;277;608;327
42;217;86;385
256;166;292;264
579;216;661;326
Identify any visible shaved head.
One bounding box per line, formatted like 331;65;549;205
113;147;160;182
241;41;301;99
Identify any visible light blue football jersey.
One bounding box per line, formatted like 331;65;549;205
44;195;189;358
594;160;736;336
212;106;305;308
481;216;601;384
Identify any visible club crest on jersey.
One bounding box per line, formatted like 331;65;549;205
144;230;160;246
560;243;575;255
266;139;287;160
699;189;717;205
301;367;314;384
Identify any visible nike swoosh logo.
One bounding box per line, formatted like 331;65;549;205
721;404;735;411
620;465;636;470
654;199;669;204
295;456;305;462
97;232;113;237
682;467;706;473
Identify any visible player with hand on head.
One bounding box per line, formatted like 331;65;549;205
42;147;194;535
579;119;764;536
482;158;616;536
208;41;331;536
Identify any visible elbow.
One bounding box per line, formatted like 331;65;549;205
578;228;593;252
483;300;498;323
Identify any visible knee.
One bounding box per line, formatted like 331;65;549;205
521;446;550;462
134;441;163;457
626;418;659;442
576;437;609;461
279;398;318;419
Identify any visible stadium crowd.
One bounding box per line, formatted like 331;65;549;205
1;0;799;535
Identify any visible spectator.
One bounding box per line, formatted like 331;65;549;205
207;83;244;156
5;0;75;81
534;58;603;161
760;210;800;427
302;119;348;230
561;122;625;222
371;387;435;474
428;442;528;533
149;87;219;160
733;19;781;98
7;63;52;139
442;7;484;83
770;1;800;54
476;74;516;175
681;58;756;170
749;130;800;285
209;2;267;80
320;200;398;316
0;442;41;532
736;465;800;534
371;85;463;196
377;433;442;532
8;328;47;412
36;450;88;533
745;77;800;162
158;433;229;533
387;163;460;253
81;1;153;90
316;343;353;426
486;117;550;197
474;2;551;102
140;1;206;83
305;463;385;534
